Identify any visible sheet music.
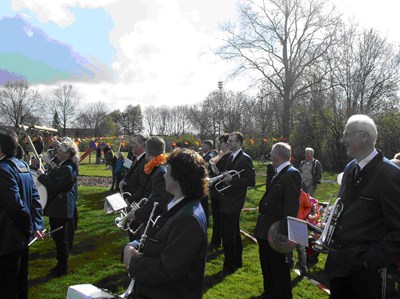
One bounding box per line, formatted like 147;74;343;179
104;193;128;214
123;158;133;169
287;216;309;247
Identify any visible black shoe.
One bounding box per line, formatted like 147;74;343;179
49;264;68;277
300;268;307;277
208;244;220;253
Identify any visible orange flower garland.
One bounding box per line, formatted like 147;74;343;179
144;154;168;174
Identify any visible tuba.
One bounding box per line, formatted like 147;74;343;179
312;197;344;253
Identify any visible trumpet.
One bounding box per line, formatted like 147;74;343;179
312;197;344;253
115;197;148;233
209;169;244;192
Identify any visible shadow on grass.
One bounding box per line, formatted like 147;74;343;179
203;270;232;293
96;272;130;295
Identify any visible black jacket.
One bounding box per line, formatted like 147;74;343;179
38;159;78;218
254;164;301;239
130;198;207;299
325;152;400;278
219;150;256;213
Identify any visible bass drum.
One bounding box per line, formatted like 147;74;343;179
30;170;48;209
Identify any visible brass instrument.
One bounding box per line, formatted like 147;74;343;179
209;169;245;192
18;124;58;209
115;197;148;233
312;197;344;253
122;202;160;298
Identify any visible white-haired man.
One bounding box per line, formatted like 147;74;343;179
299;147;322;196
255;142;301;299
325;114;400;298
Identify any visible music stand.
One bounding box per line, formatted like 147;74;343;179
104;193;128;214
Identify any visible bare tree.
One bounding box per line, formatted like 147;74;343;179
144;105;157;135
218;0;339;138
0;80;43;129
328;25;400;117
52;84;80;136
75;101;108;137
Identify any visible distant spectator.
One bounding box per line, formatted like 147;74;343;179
299;147;322;197
115;152;126;192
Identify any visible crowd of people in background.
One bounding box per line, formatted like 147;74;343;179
1;113;400;299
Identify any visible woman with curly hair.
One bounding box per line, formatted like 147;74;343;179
124;148;208;299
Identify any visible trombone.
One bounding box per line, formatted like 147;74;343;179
209;169;245;192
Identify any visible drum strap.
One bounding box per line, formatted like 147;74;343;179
0;157;30;173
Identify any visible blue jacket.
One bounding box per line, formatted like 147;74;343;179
0;156;44;256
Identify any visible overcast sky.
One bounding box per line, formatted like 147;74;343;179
0;0;399;111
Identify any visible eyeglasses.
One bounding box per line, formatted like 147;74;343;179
342;131;366;139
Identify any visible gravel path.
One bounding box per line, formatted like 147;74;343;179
78;176;112;188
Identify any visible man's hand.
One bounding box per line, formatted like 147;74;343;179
123;244;142;269
36;230;46;239
221;172;232;184
119;180;126;191
278;233;288;242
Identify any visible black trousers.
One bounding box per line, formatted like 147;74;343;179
0;248;29;299
330;269;384;299
220;212;242;272
49;217;72;266
210;195;222;247
257;238;292;299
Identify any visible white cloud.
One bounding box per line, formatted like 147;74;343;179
11;0;117;27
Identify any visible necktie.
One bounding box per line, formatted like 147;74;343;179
354;164;360;178
226;154;234;169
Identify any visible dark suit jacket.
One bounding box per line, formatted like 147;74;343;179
325;152;400;278
134;165;172;223
254;164;301;240
125;155;149;204
130;198;207;299
219;150;256;213
38;159;78;219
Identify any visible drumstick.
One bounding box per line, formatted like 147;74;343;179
28;226;63;246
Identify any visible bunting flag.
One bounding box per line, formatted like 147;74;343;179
240;229;258;244
293;269;330;295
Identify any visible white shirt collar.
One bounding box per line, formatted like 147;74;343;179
357;149;378;170
136;152;145;160
231;148;241;161
167;196;185;210
276;161;291;174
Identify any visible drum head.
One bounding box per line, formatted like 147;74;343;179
337;172;344;185
30;170;47;209
267;220;296;253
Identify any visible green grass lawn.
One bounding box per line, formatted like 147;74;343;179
28;162;339;298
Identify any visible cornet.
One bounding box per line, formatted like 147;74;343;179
312;197;344;253
115;197;148;233
209;169;245;192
